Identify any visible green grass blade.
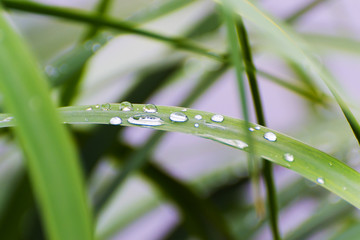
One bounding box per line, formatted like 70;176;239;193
285;0;327;24
0;9;92;240
2;104;359;209
2;0;224;61
235;17;280;239
220;0;360;149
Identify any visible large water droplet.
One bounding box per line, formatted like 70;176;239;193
283;153;294;162
128;114;164;126
110;117;122;125
317;177;325;184
194;115;202;120
143;104;157;113
119;101;133;111
170;112;188;122
210;136;248;149
211;114;224;123
264;132;277;142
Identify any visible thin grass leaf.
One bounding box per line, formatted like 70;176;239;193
2;0;224;61
285;0;328;24
0;8;93;240
219;0;360;149
2;104;360;209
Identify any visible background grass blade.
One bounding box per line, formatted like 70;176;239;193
0;8;92;240
2;104;359;209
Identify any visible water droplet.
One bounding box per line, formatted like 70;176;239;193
194;115;202;120
119;101;133;111
206;136;248;149
45;65;59;78
0;116;13;123
169;112;188;122
329;162;333;167
194;123;199;128
283;153;294;162
92;43;101;52
317;177;325;184
343;187;347;191
143;104;157;113
110;117;122;125
101;103;111;111
181;108;187;112
85;107;93;111
95;104;100;109
211;114;224;123
249;127;255;132
264;132;277;142
255;126;261;130
128;114;164;126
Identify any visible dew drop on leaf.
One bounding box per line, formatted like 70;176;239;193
194;115;202;120
109;117;122;125
170;112;188;122
211;114;224;123
128;114;164;126
143;104;157;113
119;101;133;111
264;132;277;142
85;107;93;111
194;123;199;128
317;177;325;184
101;103;111;111
283;153;294;162
249;127;255;132
255;126;261;130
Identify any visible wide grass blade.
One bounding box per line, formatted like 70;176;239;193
2;104;360;209
0;8;92;240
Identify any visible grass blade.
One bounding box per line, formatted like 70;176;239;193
2;104;360;209
0;8;92;240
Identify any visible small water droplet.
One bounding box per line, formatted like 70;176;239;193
329;162;333;167
101;103;111;111
317;177;325;184
255;126;261;130
143;104;157;113
128;114;164;126
194;115;202;120
194;123;199;128
95;104;100;109
264;132;277;142
283;153;294;162
249;127;255;132
45;65;59;78
110;117;122;125
85;107;93;111
181;108;187;112
0;116;13;123
170;112;188;122
92;43;101;52
119;101;133;111
211;114;224;123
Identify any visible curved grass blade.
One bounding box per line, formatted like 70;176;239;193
219;0;360;147
2;104;360;209
0;8;93;240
